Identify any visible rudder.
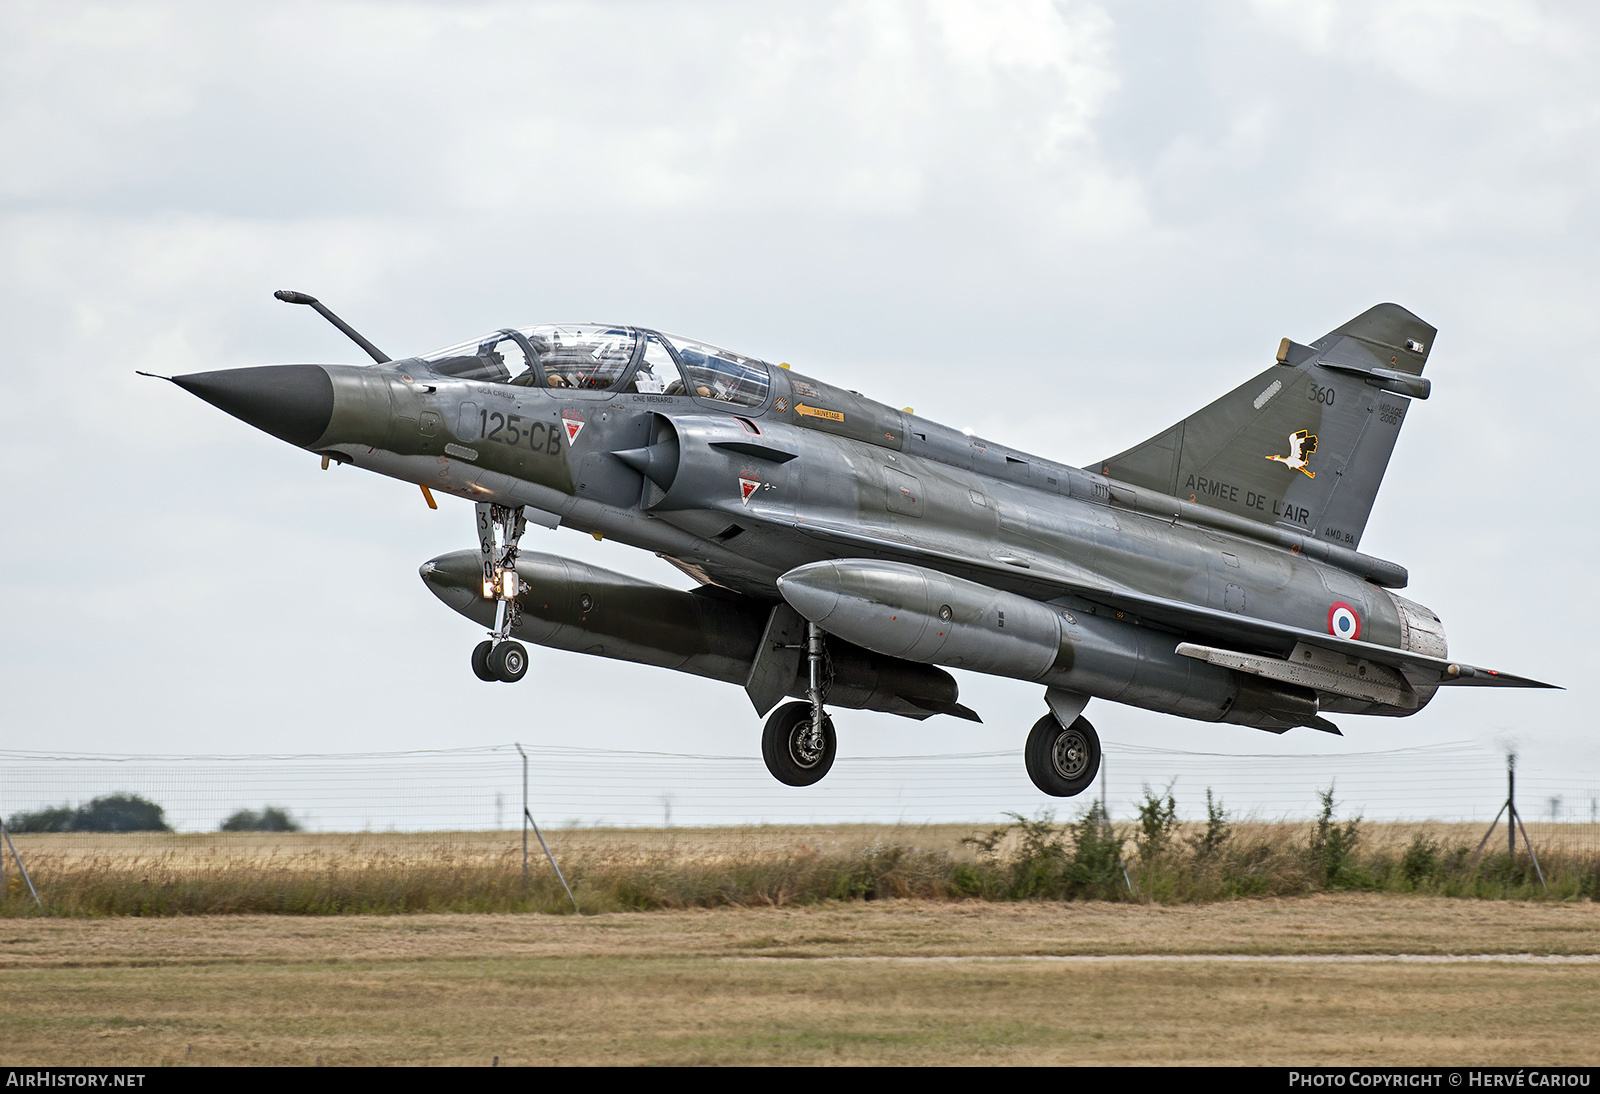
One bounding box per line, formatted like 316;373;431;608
1096;303;1436;550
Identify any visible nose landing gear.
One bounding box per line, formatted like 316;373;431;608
471;502;530;683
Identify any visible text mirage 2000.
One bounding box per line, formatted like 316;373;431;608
157;293;1556;794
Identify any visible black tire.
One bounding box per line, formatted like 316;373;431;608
1024;713;1100;797
761;701;836;787
471;641;497;682
488;640;529;683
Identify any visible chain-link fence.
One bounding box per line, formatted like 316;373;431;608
1;742;1595;853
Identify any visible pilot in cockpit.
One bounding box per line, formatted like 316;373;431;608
676;346;719;399
632;360;665;394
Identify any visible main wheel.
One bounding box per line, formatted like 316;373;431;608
761;701;836;787
471;641;496;682
488;640;529;683
1024;712;1100;797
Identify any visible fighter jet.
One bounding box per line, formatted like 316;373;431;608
159;294;1556;796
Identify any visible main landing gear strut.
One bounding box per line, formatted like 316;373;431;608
470;502;530;683
761;621;837;786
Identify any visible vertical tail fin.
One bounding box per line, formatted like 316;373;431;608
1096;303;1435;549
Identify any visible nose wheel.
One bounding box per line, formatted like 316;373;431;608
471;640;495;682
470;503;531;683
472;638;528;683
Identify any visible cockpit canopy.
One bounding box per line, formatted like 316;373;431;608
420;324;772;408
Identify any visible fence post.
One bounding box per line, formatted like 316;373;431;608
516;743;528;889
1509;753;1516;858
514;743;578;911
0;821;43;909
1473;749;1547;894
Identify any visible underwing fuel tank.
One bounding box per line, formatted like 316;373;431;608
419;550;974;721
776;559;1324;731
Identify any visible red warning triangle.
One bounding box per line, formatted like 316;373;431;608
739;476;760;505
563;417;584;444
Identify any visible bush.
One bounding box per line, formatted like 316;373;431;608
1299;786;1376;889
963;806;1129;901
1188;789;1232;860
1066;799;1126;898
7;793;170;833
220;807;301;833
1131;783;1181;898
965;811;1070;899
1134;783;1179;862
1400;833;1441;887
1308;785;1362;886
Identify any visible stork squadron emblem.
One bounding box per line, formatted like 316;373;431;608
1266;429;1318;478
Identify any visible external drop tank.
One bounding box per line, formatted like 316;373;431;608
774;558;1441;733
419;550;978;722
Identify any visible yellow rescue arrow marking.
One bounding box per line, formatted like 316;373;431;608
795;403;845;422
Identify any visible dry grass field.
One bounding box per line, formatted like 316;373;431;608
1;896;1597;1066
1;825;1597;1065
10;820;1594;868
8;816;1594;917
5;823;971;870
11;819;1594;876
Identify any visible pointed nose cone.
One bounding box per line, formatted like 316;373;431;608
173;364;335;448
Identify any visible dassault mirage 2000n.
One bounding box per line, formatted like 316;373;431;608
157;292;1556;795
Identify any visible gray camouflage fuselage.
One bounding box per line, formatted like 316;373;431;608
170;303;1553;749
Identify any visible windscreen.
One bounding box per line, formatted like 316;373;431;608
422;325;640;389
662;333;771;407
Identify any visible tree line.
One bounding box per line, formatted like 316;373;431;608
5;793;299;832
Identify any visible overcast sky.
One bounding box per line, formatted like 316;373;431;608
3;1;1595;817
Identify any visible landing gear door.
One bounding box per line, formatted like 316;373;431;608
745;603;805;716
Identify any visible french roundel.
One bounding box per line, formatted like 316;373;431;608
1327;601;1361;641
